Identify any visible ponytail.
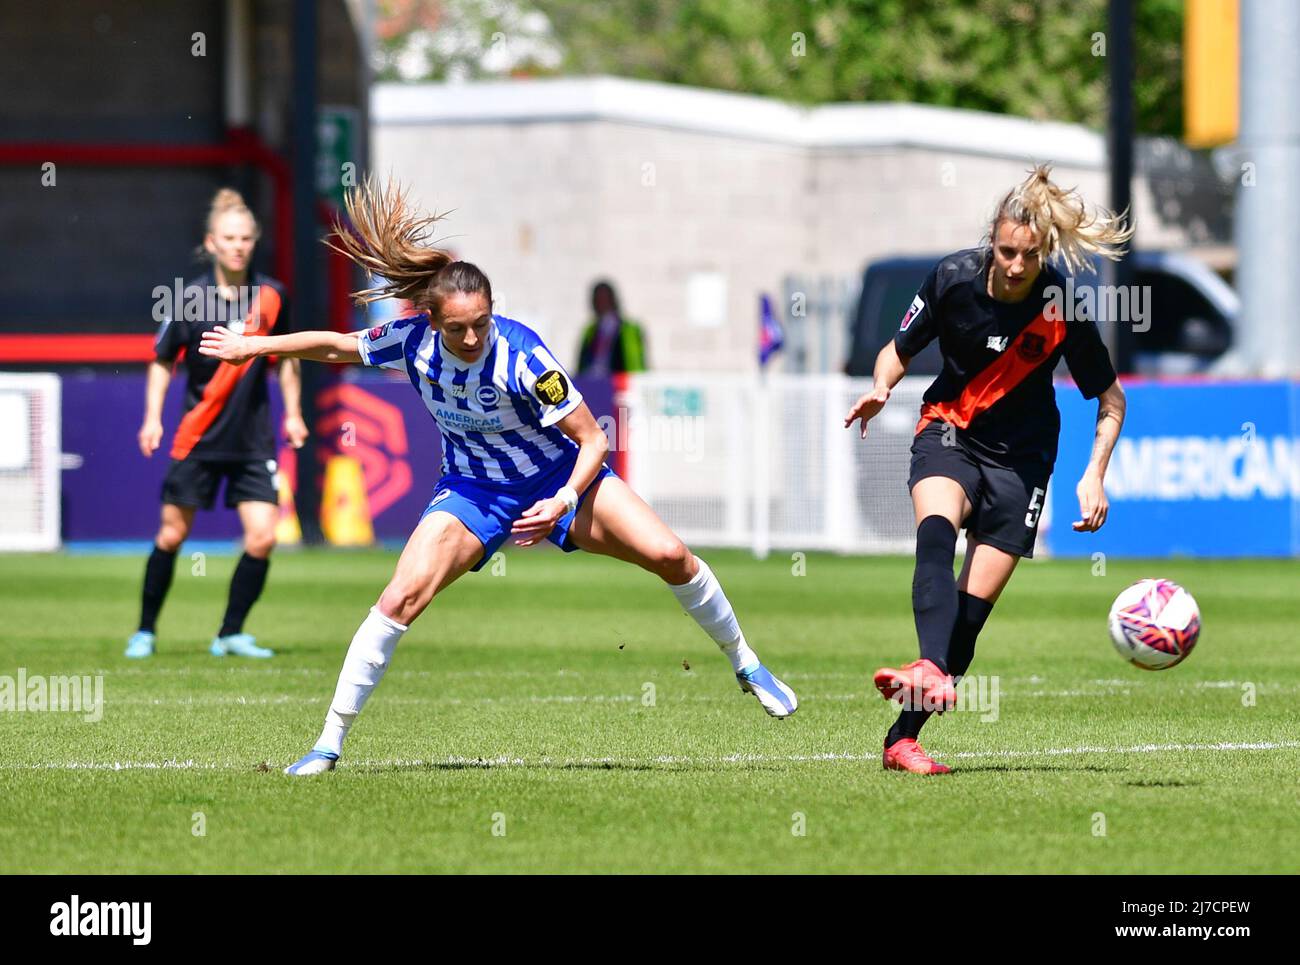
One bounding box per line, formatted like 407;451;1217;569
326;178;492;316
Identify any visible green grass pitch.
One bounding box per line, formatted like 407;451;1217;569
0;547;1297;873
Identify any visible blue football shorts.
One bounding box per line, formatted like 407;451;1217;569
419;451;615;571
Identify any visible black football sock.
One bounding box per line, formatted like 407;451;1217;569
912;515;959;674
948;591;995;679
884;517;959;748
886;591;995;748
138;546;178;634
218;553;270;637
886;709;932;747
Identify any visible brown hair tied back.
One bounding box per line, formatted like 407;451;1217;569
326;178;492;318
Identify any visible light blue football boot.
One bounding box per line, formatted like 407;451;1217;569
210;632;274;658
736;663;798;718
124;630;156;659
284;747;339;776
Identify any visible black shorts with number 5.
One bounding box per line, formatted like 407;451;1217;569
161;457;279;510
907;422;1052;559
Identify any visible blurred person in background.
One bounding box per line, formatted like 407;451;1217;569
125;188;308;660
576;280;647;377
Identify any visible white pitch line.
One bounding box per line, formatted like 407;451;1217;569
7;740;1300;772
59;682;1300;709
9;759;223;771
947;740;1300;760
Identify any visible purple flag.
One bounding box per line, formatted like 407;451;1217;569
759;293;784;367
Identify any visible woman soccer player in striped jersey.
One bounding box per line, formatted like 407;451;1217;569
844;165;1130;774
200;181;797;774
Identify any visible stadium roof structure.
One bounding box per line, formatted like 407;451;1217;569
373;74;1106;167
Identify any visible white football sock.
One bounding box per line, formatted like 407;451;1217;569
315;606;408;756
668;556;759;673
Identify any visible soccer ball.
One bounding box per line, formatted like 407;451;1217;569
1108;579;1201;670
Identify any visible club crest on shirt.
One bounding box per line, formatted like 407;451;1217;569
476;385;501;408
535;370;569;405
1017;332;1047;362
986;335;1009;352
900;294;925;332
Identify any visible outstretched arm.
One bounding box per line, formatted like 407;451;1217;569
1074;379;1126;532
199;325;363;365
844;339;910;438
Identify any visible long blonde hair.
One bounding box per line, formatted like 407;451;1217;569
986;164;1134;275
326;178;490;316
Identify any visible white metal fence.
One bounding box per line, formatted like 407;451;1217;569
622;373;1049;557
0;373;61;552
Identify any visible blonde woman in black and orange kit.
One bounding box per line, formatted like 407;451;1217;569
845;165;1131;774
126;188;308;659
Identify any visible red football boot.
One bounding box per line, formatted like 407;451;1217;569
872;658;956;712
882;737;952;775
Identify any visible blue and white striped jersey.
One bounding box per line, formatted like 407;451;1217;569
357;313;585;481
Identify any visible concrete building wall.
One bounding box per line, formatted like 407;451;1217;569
375;77;1233;373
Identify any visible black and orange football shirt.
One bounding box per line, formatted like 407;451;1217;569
894;247;1116;467
153;271;290;462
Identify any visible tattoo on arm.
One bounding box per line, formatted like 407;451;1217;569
1089;390;1126;472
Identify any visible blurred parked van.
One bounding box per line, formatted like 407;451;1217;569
844;251;1237;377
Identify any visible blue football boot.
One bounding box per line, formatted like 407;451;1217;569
284;747;339;776
736;663;798;718
124;630;156;659
210;632;274;658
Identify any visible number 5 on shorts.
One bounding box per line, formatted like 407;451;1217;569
1025;486;1046;528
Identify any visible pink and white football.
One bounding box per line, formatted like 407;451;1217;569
1108;579;1201;670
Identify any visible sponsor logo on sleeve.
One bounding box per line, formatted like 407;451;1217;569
900;294;925;332
368;324;388;342
534;370;569;405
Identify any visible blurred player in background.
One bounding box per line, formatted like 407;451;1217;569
844;165;1131;774
200;180;796;774
125;188;308;659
